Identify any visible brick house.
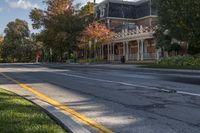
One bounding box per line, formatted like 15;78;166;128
95;0;160;63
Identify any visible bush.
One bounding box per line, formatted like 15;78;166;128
78;58;107;64
158;56;200;66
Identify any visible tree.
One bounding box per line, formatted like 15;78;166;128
82;22;113;45
3;19;30;61
80;22;113;59
79;2;95;17
0;36;4;60
0;36;3;46
2;19;36;62
154;26;172;57
29;8;44;29
29;0;89;61
79;2;95;28
46;0;71;15
153;0;200;55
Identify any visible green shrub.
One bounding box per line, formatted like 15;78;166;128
159;56;200;66
194;54;200;58
78;58;107;64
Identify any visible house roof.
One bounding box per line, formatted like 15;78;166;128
97;0;150;6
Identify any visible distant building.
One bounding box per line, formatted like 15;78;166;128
95;0;160;63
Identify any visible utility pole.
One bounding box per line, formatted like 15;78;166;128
94;0;96;4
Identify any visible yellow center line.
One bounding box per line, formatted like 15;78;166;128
0;72;114;133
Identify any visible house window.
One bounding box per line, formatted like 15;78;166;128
99;6;105;18
100;9;104;17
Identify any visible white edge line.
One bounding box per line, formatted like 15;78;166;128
52;72;200;97
177;91;200;97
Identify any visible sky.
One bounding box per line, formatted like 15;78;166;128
0;0;135;35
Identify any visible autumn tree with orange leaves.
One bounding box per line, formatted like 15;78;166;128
46;0;72;15
0;36;3;45
29;0;112;62
80;22;113;60
30;0;86;61
82;22;113;46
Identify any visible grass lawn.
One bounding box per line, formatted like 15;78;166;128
0;89;67;133
142;64;200;70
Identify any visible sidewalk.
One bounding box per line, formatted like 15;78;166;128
0;74;91;133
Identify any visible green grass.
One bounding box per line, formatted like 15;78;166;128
142;64;200;70
78;58;108;64
141;56;200;70
0;89;67;133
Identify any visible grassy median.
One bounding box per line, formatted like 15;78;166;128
0;89;67;133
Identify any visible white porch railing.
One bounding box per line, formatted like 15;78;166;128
114;55;121;61
128;54;138;60
112;26;157;42
108;53;158;61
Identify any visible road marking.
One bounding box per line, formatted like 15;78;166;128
177;91;200;97
53;72;200;97
0;72;114;133
54;72;171;92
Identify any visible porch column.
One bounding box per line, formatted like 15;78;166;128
123;42;126;56
156;48;161;60
112;43;115;61
109;44;111;61
141;39;144;61
126;41;129;62
137;40;140;61
107;44;110;61
102;45;104;59
107;19;110;29
99;45;101;59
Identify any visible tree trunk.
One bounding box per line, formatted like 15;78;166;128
161;47;164;57
60;46;63;62
68;49;71;60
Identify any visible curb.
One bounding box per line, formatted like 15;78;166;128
0;87;91;133
30;97;91;133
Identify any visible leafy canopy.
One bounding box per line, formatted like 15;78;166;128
80;21;113;48
2;19;36;62
154;0;200;54
29;0;96;61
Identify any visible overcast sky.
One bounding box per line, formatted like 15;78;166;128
0;0;137;35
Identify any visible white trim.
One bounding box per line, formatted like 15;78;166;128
98;15;157;22
112;32;154;43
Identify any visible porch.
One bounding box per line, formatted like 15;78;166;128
105;39;160;63
103;26;160;63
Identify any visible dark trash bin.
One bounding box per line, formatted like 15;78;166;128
121;56;125;63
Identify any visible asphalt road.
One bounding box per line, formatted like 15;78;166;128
0;63;200;133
